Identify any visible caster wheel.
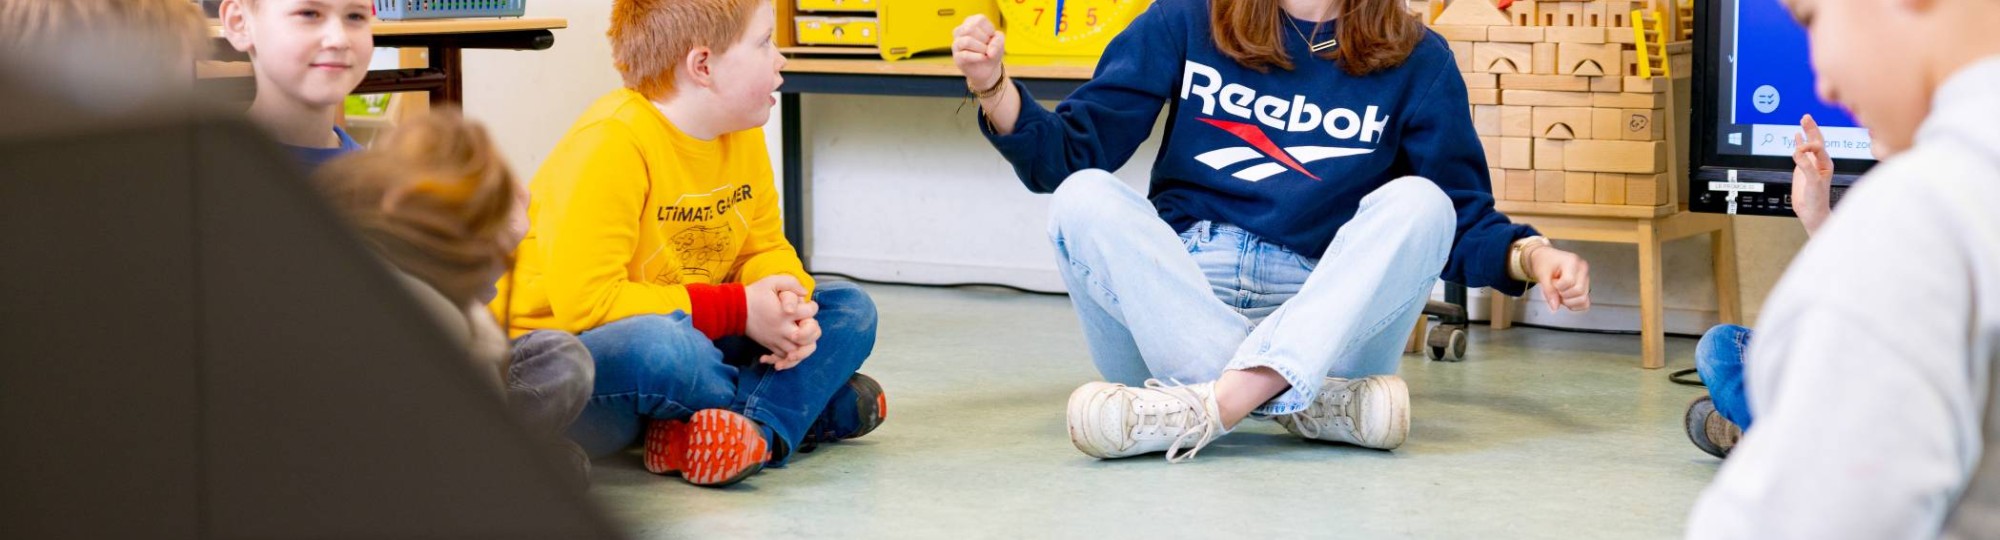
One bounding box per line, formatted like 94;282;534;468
1426;326;1468;362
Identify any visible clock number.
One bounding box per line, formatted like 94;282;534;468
1032;7;1044;24
1087;7;1098;26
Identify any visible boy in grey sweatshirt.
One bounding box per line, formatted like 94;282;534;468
1686;0;2000;532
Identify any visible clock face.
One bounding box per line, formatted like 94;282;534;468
997;0;1151;56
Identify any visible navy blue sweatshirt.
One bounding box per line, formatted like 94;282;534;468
981;0;1539;295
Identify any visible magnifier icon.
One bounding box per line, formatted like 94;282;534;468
1762;133;1775;146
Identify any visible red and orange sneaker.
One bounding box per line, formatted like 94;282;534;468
641;409;771;487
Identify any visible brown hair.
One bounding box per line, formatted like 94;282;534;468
609;0;766;100
314;109;519;307
0;0;206;61
1211;0;1425;76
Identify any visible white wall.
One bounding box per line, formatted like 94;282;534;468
460;4;1808;336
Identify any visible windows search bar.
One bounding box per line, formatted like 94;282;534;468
1749;124;1875;160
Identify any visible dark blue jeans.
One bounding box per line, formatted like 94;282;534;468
568;281;876;466
1695;324;1754;429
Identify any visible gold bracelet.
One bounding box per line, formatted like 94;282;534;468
972;67;1009;99
1512;236;1551;282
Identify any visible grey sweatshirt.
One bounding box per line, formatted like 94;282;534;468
1688;56;2000;538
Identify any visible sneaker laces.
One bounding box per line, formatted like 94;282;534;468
1142;379;1223;463
1286;385;1346;440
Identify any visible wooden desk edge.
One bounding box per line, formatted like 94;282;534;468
783;58;1094;80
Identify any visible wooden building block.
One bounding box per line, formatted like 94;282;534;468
1621;108;1665;140
1499;136;1534;169
1432;24;1489;42
1489;26;1545;43
1623;76;1669;93
1623;49;1641;77
1585;0;1611;27
1533;106;1593;139
1626;172;1669;206
1535;170;1567;202
1547;26;1606;43
1565;140;1666;173
1594;172;1627;204
1434;0;1512;26
1590;75;1622;92
1500;74;1590;92
1564;171;1595;203
1592;107;1624;138
1481;136;1502;166
1558;42;1621;76
1475;42;1534;74
1503;89;1594;106
1508;0;1539;27
1450;40;1475;72
1473;104;1500;133
1505;169;1538;201
1534;138;1566;169
1464;72;1499;89
1533;42;1558;74
1608;28;1635;44
1557;1;1584;26
1594;91;1667;108
1469;88;1501;105
1499;105;1533;137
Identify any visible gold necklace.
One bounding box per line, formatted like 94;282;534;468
1285;16;1337;52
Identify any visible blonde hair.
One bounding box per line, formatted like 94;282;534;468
609;0;766;100
0;0;207;61
313;109;520;307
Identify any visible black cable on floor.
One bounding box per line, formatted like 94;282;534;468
1669;368;1707;387
809;271;1066;296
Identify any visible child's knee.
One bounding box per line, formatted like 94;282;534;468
1695;324;1752;373
813;282;878;333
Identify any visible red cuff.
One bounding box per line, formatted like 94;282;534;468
685;283;746;340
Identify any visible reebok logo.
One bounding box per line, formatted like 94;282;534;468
1181;60;1387;182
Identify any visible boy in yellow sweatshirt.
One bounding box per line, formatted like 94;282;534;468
491;0;883;487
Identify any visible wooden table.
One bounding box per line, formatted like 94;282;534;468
203;17;567;104
1493;200;1742;369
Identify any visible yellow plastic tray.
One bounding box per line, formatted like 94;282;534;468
797;0;877;12
795;16;880;46
877;0;999;60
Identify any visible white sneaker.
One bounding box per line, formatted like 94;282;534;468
1273;375;1410;450
1066;379;1226;462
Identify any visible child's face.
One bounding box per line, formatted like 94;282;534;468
228;0;375;110
1785;0;1925;156
706;2;785;131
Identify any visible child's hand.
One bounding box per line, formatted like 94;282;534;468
1791;114;1835;236
746;275;810;361
1529;246;1592;312
757;291;822;370
952;15;1007;93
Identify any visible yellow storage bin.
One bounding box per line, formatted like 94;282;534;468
876;0;999;60
794;16;880;46
797;0;877;12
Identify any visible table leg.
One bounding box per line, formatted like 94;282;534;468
780;92;809;271
1489;288;1513;329
1712;223;1743;326
1638;219;1665;369
428;45;462;105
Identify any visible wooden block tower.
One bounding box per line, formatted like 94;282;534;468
1427;0;1693;207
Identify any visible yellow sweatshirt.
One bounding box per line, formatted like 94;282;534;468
491;88;812;339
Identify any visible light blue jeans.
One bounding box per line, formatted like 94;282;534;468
1047;170;1454;415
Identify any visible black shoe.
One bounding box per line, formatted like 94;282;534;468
800;373;886;452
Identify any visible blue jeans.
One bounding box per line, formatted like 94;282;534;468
1696;324;1754;429
568;281;877;466
1046;170;1453;415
